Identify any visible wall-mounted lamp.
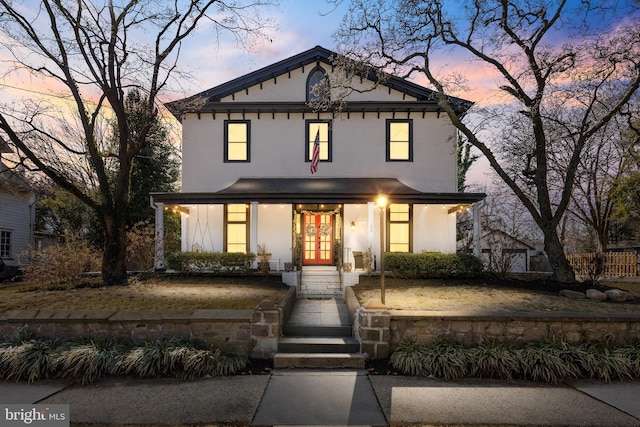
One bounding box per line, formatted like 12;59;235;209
350;221;356;231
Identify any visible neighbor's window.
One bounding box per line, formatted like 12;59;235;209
224;120;250;162
388;204;411;252
225;204;249;253
0;230;11;258
386;119;413;161
306;120;332;162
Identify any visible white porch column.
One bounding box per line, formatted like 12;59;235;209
250;202;259;255
473;202;482;257
367;201;375;270
152;200;165;270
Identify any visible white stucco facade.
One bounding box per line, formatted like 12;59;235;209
152;46;484;271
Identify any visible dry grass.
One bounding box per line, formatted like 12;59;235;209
353;276;640;313
2;274;639;313
0;275;289;311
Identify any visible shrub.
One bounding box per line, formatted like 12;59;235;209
175;251;256;274
385;252;485;278
21;235;101;284
126;221;156;271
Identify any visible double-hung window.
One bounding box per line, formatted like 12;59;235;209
306;120;332;163
225;204;249;253
388;204;411;252
386;119;413;161
224;120;250;162
0;230;11;258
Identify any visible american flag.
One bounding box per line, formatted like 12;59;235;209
310;129;320;174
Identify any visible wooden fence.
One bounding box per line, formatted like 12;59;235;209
567;252;638;278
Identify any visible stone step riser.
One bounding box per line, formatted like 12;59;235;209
278;338;360;353
273;353;365;369
283;325;352;337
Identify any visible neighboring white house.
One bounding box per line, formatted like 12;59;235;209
0;139;35;272
152;46;485;293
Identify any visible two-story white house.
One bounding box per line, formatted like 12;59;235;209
152;46;484;294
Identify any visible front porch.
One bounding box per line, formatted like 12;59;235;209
150;177;486;276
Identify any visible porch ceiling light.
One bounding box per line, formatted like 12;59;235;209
376;194;388;209
351;221;356;231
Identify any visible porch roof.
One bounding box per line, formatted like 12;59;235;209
151;178;485;205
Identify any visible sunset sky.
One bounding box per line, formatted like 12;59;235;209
1;0;636;187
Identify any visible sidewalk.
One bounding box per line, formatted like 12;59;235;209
2;370;639;426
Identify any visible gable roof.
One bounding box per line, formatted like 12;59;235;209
166;45;472;119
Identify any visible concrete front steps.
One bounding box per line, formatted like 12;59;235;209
274;298;365;369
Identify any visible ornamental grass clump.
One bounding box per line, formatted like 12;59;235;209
182;347;248;379
616;343;640;378
55;340;126;384
577;338;632;382
390;339;469;380
469;339;520;380
390;340;429;376
516;338;580;383
0;340;58;383
118;338;193;378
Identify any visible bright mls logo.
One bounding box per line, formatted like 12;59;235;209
1;405;69;426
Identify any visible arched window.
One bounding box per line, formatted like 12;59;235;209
306;66;329;103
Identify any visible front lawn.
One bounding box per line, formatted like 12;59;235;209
0;274;290;311
352;276;640;313
1;273;638;313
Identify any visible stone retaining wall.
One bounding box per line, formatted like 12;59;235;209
347;288;640;359
0;309;253;352
390;311;640;349
0;286;298;358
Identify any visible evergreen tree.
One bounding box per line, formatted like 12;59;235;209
121;89;179;228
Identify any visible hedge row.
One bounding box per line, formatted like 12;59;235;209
167;252;256;274
384;252;485;278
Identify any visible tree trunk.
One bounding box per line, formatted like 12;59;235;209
102;212;128;286
542;225;576;283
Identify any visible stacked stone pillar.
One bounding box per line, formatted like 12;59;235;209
357;307;390;359
250;300;281;358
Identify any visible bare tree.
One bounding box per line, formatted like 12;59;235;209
0;1;274;285
332;0;640;282
568;112;640;254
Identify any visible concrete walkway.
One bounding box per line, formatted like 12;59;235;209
3;373;640;426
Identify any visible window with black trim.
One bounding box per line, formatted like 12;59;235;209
225;204;249;253
388;204;411;252
386;119;413;161
0;230;11;258
224;120;250;162
306;66;329;103
306;120;332;162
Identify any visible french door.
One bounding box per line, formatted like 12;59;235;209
303;213;333;265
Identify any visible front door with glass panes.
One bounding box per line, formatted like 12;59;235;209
303;213;333;265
